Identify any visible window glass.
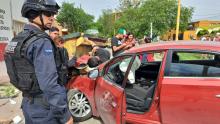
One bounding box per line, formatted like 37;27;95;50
168;51;220;77
104;56;133;86
177;52;214;61
140;52;164;63
153;52;164;61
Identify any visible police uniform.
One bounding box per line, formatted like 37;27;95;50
20;24;71;124
4;0;72;123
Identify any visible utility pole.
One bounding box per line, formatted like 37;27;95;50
114;11;116;35
175;0;181;41
150;22;153;41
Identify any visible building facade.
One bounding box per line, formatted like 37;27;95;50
162;20;220;41
0;0;27;61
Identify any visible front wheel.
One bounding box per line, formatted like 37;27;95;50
67;89;92;122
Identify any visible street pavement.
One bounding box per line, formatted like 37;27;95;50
0;90;102;124
76;118;102;124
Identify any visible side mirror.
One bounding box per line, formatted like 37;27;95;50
88;69;99;79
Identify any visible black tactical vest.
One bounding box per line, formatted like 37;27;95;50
4;30;68;97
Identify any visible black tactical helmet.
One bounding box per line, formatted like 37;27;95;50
21;0;60;18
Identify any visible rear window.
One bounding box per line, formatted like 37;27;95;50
167;51;220;77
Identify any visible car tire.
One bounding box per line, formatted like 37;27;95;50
67;89;92;122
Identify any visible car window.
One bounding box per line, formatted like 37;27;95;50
168;51;220;77
104;55;133;86
177;52;215;60
153;52;164;61
139;52;164;63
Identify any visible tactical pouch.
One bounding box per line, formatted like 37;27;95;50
4;31;42;94
4;53;18;85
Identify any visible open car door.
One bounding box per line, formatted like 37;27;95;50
94;55;134;124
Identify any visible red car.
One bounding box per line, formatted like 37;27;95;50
66;41;220;124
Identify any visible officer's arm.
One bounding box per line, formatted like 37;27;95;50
27;38;71;123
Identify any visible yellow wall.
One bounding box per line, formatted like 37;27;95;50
183;30;196;40
162;20;220;41
193;20;220;28
161;29;179;41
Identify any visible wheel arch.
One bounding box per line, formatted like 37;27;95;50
67;75;100;117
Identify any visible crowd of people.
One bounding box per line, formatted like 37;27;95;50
200;33;220;41
111;28;138;57
48;27;141;69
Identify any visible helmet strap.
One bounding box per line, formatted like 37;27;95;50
30;14;45;31
40;14;49;30
30;13;50;31
39;14;45;30
29;13;49;31
31;20;43;30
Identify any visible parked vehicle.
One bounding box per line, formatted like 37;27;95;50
66;41;220;124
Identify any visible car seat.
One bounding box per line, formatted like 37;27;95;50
125;84;156;112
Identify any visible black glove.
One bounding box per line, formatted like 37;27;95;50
67;57;77;68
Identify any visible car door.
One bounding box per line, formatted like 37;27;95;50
94;55;134;124
123;51;166;124
160;50;220;124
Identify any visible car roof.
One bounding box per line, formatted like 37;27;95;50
127;41;220;53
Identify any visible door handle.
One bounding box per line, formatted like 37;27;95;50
216;94;220;98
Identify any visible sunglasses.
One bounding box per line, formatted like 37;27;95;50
43;11;56;17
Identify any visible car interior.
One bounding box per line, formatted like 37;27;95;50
105;54;161;114
125;60;160;114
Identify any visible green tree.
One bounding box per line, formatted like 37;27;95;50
56;2;94;33
119;0;142;10
116;0;194;38
96;9;115;37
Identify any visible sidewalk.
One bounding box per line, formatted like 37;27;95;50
0;61;24;124
0;61;9;84
0;92;24;124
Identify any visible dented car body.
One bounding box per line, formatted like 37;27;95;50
66;41;220;124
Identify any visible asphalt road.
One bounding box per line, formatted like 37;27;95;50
77;118;102;124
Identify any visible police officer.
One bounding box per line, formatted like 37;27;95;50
4;0;73;124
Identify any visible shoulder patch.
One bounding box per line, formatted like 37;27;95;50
44;49;53;55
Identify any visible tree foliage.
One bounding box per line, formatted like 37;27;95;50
97;0;194;38
96;9;115;37
119;0;142;10
56;2;94;33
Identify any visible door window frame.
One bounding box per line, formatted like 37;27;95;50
102;53;136;88
164;49;220;77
